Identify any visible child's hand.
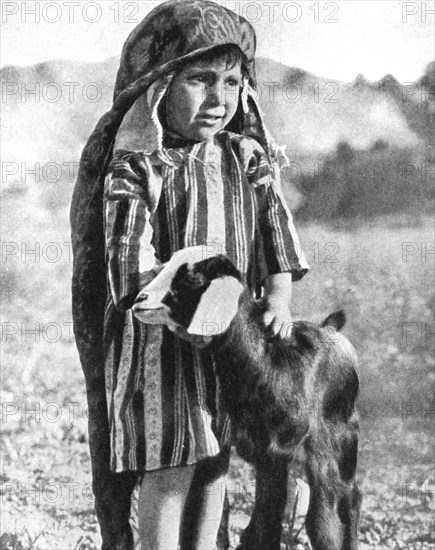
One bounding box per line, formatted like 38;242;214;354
261;273;293;339
261;296;293;339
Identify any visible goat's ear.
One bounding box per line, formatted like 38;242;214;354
187;277;244;336
321;310;346;332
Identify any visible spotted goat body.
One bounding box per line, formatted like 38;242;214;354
133;248;362;550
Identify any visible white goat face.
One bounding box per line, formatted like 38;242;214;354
133;246;244;337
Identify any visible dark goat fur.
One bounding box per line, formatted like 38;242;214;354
165;255;362;550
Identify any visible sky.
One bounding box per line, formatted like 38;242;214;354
1;0;434;82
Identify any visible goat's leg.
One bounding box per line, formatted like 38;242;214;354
179;450;230;550
334;416;362;550
180;490;230;550
304;416;361;550
84;372;137;550
235;505;258;550
237;459;288;550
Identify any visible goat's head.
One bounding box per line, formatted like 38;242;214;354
133;246;245;337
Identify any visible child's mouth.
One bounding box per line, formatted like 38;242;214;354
196;114;223;126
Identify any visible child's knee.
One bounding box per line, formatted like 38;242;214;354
141;464;196;496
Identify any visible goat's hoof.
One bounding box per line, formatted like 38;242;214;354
101;531;134;550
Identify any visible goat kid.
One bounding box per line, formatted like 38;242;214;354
133;247;362;550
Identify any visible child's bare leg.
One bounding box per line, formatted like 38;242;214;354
180;451;230;550
195;471;227;549
139;464;195;550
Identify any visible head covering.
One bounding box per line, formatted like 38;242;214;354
70;0;284;363
109;1;278;162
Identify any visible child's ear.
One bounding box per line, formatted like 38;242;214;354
187;277;244;336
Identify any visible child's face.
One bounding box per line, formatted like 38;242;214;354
165;57;242;142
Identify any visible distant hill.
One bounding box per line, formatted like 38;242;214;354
1;56;434;217
2;56;430;160
256;58;430;156
1;57;118;164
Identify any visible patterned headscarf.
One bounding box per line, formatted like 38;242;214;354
70;0;284;362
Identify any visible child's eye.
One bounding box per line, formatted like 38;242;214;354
225;78;240;89
188;74;208;84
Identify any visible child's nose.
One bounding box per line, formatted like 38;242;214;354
204;83;224;107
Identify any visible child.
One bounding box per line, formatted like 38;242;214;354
74;1;308;548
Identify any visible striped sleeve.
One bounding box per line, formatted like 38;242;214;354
244;139;309;282
104;150;156;311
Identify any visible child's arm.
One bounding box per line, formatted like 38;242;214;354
104;150;158;311
245;141;309;337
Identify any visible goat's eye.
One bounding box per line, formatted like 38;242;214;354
161;291;175;308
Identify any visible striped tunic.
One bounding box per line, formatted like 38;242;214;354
103;130;308;472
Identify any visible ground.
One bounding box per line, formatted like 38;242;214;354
1;217;434;549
